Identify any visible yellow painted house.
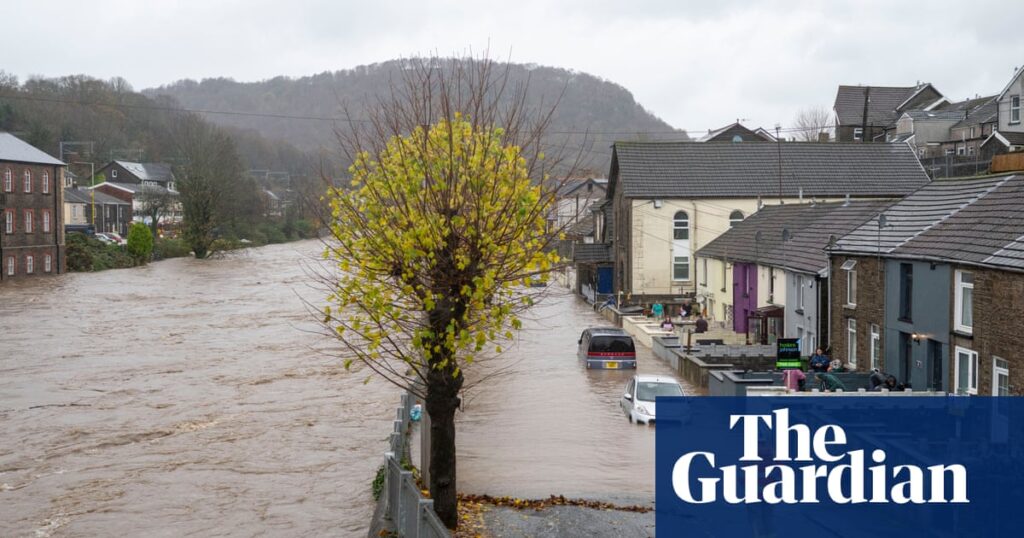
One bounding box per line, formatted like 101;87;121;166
604;141;930;314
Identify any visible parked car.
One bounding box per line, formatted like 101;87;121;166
105;232;127;246
94;233;116;245
577;327;637;369
620;375;684;424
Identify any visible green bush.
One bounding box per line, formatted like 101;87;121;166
65;233;94;271
126;223;154;263
154;238;191;259
259;222;287;244
66;233;135;272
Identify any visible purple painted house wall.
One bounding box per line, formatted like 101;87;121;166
732;263;758;334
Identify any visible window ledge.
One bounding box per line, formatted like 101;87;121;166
795;308;805;315
953;328;974;339
843;303;856;310
898;317;913;323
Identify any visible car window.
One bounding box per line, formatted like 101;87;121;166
625;379;635;395
636;382;683;401
590;335;635;353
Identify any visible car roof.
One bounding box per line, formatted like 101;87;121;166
587;327;628;336
635;375;680;384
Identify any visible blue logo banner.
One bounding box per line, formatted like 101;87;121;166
655;397;1024;537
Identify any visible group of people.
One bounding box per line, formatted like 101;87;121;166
658;300;708;333
782;347;910;392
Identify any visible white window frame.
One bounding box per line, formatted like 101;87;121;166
42;171;50;194
25;255;33;274
700;258;707;286
24;210;33;234
42;210;51;233
853;127;864;141
729;210;744;227
673;256;690;282
1012;95;1021;124
6;256;14;276
954;346;978;395
954;270;973;334
870;324;881;370
4;210;12;234
957;146;966;156
23;170;32;193
796;275;805;311
847;318;857;366
111;169;118;179
967;145;975;157
44;254;52;273
846;269;857;307
2;168;10;192
993;357;1009;396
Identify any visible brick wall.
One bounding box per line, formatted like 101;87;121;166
829;254;886;371
968;266;1024;395
1;161;64;280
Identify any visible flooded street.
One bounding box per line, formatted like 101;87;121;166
1;240;691;537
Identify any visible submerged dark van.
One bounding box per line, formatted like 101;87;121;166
577;327;637;369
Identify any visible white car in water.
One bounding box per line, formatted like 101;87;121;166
620;375;684;425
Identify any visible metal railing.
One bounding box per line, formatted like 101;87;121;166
382;392;450;538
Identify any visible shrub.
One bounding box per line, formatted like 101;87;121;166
126;223;154;263
65;233;94;271
154;238;191;259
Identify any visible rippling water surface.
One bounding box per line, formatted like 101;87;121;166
0;241;693;536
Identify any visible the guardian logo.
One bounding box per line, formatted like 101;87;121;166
672;408;969;505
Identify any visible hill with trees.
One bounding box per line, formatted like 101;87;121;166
148;59;686;173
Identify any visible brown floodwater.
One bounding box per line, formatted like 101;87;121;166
0;240;693;537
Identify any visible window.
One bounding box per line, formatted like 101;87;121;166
673;256;690;281
4;210;12;234
23;170;31;193
970;126;976;138
847;319;857;366
899;263;913;320
796;275;805;311
846;269;857;307
967;145;975;157
729;210;744;227
25;255;33;274
44;254;52;273
769;267;776;301
23;210;33;234
673;211;689;240
955;270;973;333
955;347;978;395
1012;95;1021;124
870;324;881;370
111;169;118;178
5;256;14;276
3;168;11;192
700;258;707;286
853;128;864;141
957;146;965;156
994;357;1009;396
42;171;50;194
42;210;51;233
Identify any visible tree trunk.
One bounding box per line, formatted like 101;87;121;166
425;369;462;528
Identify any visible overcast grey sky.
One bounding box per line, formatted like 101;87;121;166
4;0;1022;132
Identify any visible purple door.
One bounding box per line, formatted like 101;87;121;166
733;263;758;333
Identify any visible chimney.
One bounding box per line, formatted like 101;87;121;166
844;193;851;206
799;187;804;202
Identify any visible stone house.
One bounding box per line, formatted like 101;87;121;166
605;141;930;311
0;133;66;280
833;83;945;142
981;65;1024;155
94;161;176;191
695;199;894;352
63;187;133;236
828;173;1024;395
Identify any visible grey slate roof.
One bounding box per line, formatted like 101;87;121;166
834;85;927;126
96;181;172;195
558;177;608;196
63;188;129;205
905;109;965;121
696;200;896;275
114;161;175;182
568;213;595;237
0;133;65;165
832;174;1024;271
610;141;929;199
572;243;613;264
951;97;998;129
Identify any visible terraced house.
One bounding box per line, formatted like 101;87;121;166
828;173;1024;395
603;141;929;310
0;133;66;280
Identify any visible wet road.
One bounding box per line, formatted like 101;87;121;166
0;240;692;537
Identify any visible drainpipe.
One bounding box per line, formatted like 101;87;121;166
691;201;699;300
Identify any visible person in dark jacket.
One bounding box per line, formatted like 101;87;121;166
809;348;830;372
695;315;709;333
815;373;846;392
869;369;887;390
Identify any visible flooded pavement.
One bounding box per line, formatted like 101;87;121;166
456;287;695;500
0;241;692;537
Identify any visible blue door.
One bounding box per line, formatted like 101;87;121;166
597;267;613;294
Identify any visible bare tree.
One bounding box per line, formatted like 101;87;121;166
318;55;578;528
135;185;175;238
793;106;834;142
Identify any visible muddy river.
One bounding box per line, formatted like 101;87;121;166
0;240;691;536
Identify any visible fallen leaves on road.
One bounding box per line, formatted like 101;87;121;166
453;496;488;538
458;494;652;513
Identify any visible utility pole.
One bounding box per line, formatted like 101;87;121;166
776;124;783;204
